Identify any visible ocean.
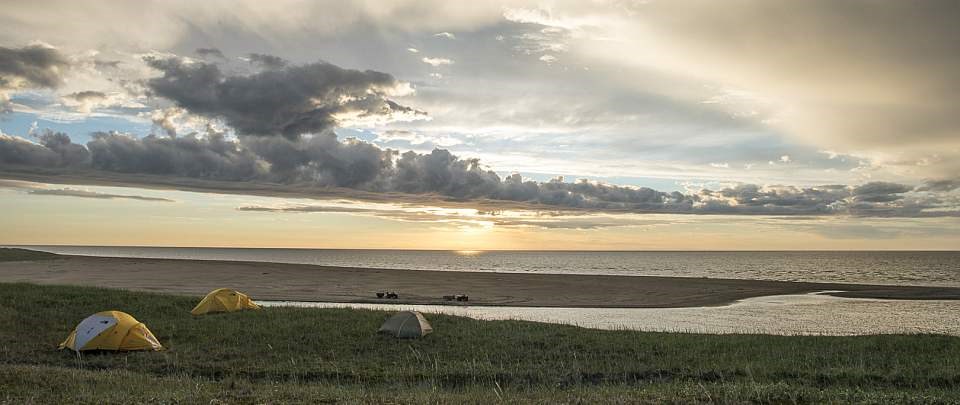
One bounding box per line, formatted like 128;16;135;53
10;245;960;335
14;246;960;287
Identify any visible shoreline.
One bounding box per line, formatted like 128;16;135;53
2;253;960;308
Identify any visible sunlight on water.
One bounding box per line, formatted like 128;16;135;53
454;250;484;256
22;246;960;287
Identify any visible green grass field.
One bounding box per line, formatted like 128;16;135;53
0;248;58;262
1;282;959;403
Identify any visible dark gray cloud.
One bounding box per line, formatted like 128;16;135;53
145;56;421;139
65;90;107;102
0;134;59;166
2;130;958;218
242;132;390;186
852;182;913;203
0;45;70;112
85;130;264;180
35;130;90;166
246;53;287;70
27;188;174;202
916;179;960;193
195;47;225;59
0;131;88;167
0;45;69;89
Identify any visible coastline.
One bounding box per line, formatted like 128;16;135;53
2;253;959;307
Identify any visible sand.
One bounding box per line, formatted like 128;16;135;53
1;255;959;308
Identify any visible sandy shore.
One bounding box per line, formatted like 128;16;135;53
1;255;959;308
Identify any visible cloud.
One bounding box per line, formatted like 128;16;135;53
3;129;957;218
145;56;422;139
0;44;70;112
434;32;456;39
407;48;419;53
60;90;126;113
64;90;106;102
245;53;287;70
85;130;265;180
916;179;960;192
149;107;184;137
0;178;43;189
421;57;453;67
0;2;510;54
0;44;69;89
195;48;225;59
0;131;88;167
579;0;960;177
93;60;122;69
852;182;913;203
241;132;389;187
236;202;670;230
0;134;59;166
538;55;558;64
27;188;174;202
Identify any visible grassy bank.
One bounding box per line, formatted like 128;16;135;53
0;248;58;262
1;283;959;403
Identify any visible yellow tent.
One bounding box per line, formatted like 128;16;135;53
59;311;163;352
191;288;261;315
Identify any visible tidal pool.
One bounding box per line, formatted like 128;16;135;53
259;291;960;336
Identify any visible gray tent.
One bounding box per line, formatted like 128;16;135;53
378;311;433;338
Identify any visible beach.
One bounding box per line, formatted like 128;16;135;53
2;253;958;307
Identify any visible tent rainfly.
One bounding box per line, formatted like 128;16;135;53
59;311;163;352
191;288;261;315
378;311;433;338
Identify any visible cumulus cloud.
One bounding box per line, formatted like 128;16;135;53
149;107;184;137
916;179;960;193
145;56;422;139
0;44;70;112
852;182;913;203
85;130;265;180
2;129;957;218
0;134;59;166
241;132;389;186
0;131;88;167
0;44;69;89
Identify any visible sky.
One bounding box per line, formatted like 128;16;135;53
0;0;958;250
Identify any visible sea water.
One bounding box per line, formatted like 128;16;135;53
15;246;960;287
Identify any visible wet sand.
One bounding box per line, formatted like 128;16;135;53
1;255;959;308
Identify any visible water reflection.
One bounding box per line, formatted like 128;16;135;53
453;250;484;256
260;292;960;336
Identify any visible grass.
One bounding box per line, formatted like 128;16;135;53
1;282;959;403
0;248;58;262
